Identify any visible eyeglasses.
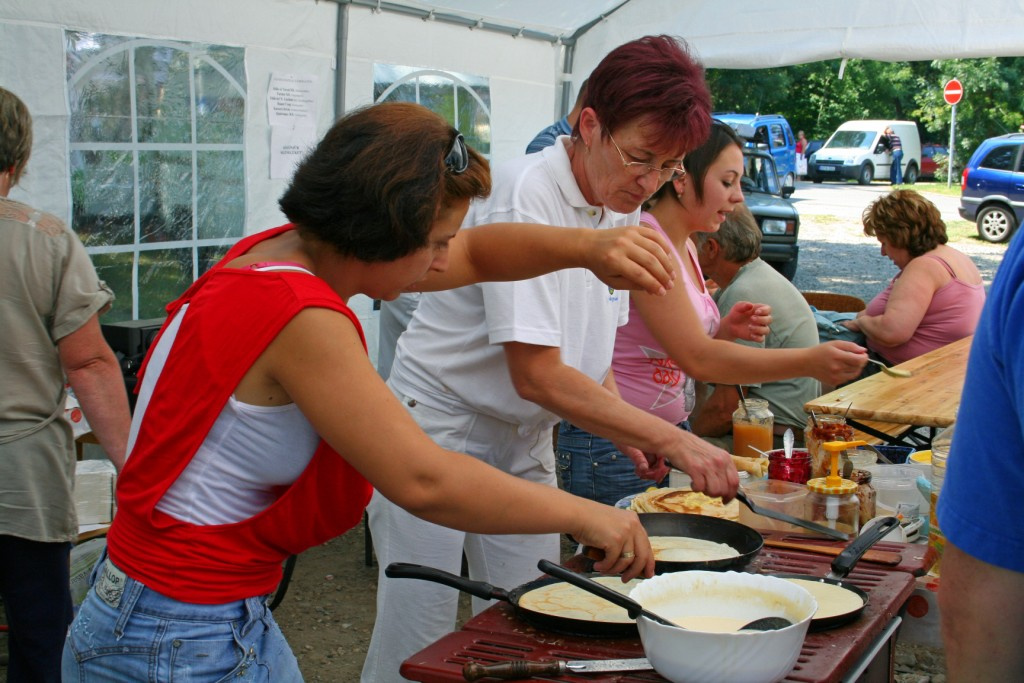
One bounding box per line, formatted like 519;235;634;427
606;131;685;181
445;132;469;174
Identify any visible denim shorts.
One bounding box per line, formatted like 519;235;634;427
62;552;301;682
556;421;677;506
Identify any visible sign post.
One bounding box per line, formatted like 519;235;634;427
943;79;963;187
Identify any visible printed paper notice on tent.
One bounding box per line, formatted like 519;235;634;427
268;73;318;127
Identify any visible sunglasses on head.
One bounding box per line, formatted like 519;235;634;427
445;132;469;174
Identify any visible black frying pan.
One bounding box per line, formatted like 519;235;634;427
638;513;764;572
767;516;900;631
582;513;764;573
384;562;639;637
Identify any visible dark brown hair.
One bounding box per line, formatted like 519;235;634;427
279;102;490;262
646;121;743;206
862;189;947;257
0;87;32;184
581;35;711;156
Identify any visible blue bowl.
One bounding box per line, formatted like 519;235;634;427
875;445;914;464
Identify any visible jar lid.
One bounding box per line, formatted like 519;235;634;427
806;477;858;495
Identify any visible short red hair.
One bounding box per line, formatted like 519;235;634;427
578;35;711;156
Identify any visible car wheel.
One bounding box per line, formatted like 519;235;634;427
976;205;1018;243
812;178;823;184
904;163;919;185
857;163;873;185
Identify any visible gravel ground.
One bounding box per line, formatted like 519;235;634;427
791;209;1006;304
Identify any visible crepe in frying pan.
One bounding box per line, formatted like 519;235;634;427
629;487;740;520
783;578;864;619
649;536;740;563
517;576;645;623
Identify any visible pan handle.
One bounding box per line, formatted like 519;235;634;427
829;516;901;579
384;563;509;602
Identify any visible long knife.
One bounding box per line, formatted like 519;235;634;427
735;489;849;541
463;657;652;680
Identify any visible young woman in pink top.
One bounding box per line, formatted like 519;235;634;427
842;190;985;364
558;122;868;505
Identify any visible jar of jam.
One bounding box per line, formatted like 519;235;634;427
805;414;855;478
732;399;773;459
768;448;812;485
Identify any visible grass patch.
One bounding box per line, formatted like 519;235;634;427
910;181;961;198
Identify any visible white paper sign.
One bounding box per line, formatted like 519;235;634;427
271;124;316;180
268;73;318;127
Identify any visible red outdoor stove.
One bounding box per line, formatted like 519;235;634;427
400;534;928;683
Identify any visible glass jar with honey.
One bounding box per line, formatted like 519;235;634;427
804;439;867;536
733;399;773;459
805;414;855;478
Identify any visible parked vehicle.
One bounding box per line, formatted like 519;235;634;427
921;143;948;179
714;113;798;188
958;132;1024;243
807;120;921;185
742;146;800;280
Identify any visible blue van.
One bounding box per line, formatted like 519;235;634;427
714;113;798;187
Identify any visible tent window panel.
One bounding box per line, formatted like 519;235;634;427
197;151;245;240
70;150;135;248
68;37;132;144
139;151;193;244
138;247;193;319
198;245;231;278
135;46;193;144
374;64;491;159
90;252;135;323
66;30;247;320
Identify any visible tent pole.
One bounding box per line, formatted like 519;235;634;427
335;2;349;118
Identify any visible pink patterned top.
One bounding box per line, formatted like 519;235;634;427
611;213;720;424
864;253;985;364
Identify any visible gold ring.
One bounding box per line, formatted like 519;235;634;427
620;551;635;559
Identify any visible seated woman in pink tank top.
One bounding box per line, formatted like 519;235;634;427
843;189;985;365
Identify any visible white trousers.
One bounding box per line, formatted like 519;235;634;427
360;388;559;683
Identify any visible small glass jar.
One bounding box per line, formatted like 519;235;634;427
848;468;877;523
732;399;774;458
804;480;860;536
805;414;855;478
768;449;812;485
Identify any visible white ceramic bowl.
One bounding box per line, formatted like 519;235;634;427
629;571;816;683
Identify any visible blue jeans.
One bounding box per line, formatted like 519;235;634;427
62;552;301;682
890;148;904;184
556;421;678;506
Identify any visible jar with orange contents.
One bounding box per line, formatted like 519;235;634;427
732;399;773;459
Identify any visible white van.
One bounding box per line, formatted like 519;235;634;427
808;120;921;185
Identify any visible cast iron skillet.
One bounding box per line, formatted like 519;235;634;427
384;562;639;637
637;513;764;572
768;516;900;631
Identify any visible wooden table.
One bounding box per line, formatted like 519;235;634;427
805;336;972;448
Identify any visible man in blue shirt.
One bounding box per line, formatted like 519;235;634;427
525;79;587;153
937;230;1024;679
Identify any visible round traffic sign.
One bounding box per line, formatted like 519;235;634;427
943;78;963;105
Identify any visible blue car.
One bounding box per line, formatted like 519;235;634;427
714;113;798;188
958;132;1024;243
